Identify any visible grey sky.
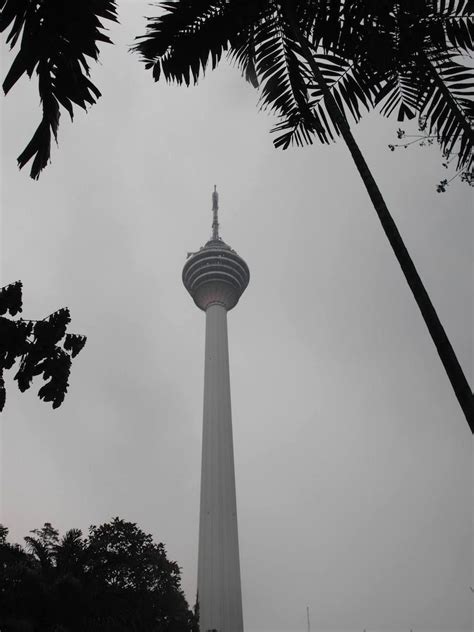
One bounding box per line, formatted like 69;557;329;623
1;2;473;630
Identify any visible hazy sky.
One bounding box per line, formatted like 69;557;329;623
1;2;472;631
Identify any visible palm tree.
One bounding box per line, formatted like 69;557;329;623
133;0;473;430
332;0;473;170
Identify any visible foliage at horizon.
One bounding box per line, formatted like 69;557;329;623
0;281;86;412
0;0;118;179
0;517;199;632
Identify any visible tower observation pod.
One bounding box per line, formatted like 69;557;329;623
183;187;249;632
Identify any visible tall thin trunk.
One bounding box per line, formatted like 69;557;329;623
287;12;473;431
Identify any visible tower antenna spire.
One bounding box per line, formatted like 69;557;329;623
212;185;219;240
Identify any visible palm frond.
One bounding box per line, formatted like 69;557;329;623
134;2;326;145
333;1;474;167
228;22;259;88
426;0;474;52
134;0;473;166
133;1;267;85
24;536;53;568
308;53;382;123
1;0;118;179
60;529;84;547
271;52;381;149
420;54;474;167
295;0;346;53
55;529;85;570
375;69;421;121
374;52;473;168
252;10;326;143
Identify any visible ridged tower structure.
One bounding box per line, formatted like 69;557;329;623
183;187;249;632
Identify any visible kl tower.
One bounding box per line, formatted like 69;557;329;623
183;187;249;632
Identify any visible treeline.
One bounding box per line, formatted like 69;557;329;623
0;517;199;631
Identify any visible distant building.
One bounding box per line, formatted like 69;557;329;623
183;188;249;632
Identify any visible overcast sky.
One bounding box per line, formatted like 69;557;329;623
1;2;473;631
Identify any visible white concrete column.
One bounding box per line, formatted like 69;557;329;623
197;302;244;632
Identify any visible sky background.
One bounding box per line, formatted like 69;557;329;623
1;2;473;631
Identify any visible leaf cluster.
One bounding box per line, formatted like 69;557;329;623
339;0;474;170
0;281;86;412
132;0;473;170
2;1;471;180
0;0;118;179
0;518;198;632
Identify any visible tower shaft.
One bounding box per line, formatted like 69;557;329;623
197;303;243;632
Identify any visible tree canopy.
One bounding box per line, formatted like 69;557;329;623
1;0;472;183
0;518;199;632
133;0;473;171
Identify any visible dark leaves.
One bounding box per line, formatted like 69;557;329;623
1;0;118;179
0;316;32;370
37;349;72;409
332;1;474;167
133;0;472;167
428;0;474;52
0;280;23;316
0;282;86;412
0;518;195;630
64;333;87;358
437;178;449;191
133;0;268;87
374;67;422;121
253;13;328;147
419;54;474;169
35;308;71;348
375;52;473;170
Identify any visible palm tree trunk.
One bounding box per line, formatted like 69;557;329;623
287;12;473;431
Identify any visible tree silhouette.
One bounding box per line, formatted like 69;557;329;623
0;518;199;632
132;0;473;430
1;1;472;427
0;281;86;412
0;0;118;179
1;0;471;184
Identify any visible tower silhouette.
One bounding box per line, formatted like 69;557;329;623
183;187;249;632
